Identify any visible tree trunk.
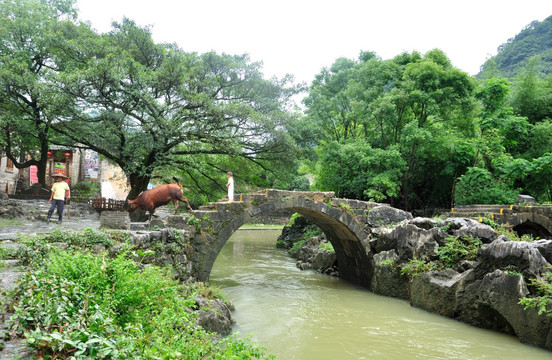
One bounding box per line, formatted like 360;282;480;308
127;173;151;222
127;174;150;200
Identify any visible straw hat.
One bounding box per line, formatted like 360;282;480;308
51;174;68;179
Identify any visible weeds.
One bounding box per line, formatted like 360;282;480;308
519;267;552;317
438;236;483;268
318;242;334;252
400;260;438;278
7;250;273;359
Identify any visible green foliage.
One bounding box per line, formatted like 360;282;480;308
400;260;438;278
315;140;405;201
289;240;305;257
287;212;302;226
338;202;355;215
438;236;483;268
455;167;517;205
377;259;395;266
519;267;552;317
318;242;334;252
481;15;552;79
303;227;323;242
70;181;100;202
7;250;272;359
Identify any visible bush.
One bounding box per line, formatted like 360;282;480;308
400;260;438;278
520;267;552;317
8;250;273;359
71;181;100;202
438;236;483;268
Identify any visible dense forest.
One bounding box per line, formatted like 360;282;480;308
1;0;551;210
480;15;552;79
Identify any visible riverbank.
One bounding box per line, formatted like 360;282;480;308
276;208;552;351
0;214;273;359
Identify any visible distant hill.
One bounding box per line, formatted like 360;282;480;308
479;15;552;78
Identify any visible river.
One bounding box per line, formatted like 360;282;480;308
210;229;552;360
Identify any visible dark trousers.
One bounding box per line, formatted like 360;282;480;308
49;199;64;215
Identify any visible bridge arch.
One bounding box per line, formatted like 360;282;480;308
187;191;374;288
504;212;552;239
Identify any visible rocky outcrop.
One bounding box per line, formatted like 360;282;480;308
283;205;552;351
373;223;446;261
475;236;549;278
370;221;552;350
295;234;338;276
437;217;498;243
366;205;413;227
193;295;235;336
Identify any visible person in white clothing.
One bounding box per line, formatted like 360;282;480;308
226;171;234;202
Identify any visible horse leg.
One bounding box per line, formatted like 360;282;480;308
172;199;179;214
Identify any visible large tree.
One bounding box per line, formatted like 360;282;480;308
301;50;476;209
55;19;299;200
0;0;80;186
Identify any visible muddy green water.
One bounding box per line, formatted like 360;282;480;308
210;229;552;360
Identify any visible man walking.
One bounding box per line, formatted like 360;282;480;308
48;174;70;223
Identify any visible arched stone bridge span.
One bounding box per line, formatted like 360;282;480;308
450;205;552;239
166;190;379;287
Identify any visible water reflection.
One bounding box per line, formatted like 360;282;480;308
211;229;551;360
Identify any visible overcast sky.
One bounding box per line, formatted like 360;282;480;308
76;0;552;85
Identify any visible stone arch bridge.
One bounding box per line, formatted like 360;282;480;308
449;204;552;239
165;190;381;287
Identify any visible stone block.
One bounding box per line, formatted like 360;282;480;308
516;194;536;205
100;211;130;230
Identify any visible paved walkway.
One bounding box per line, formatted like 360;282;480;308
0;215;101;241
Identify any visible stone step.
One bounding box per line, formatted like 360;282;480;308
198;205;215;211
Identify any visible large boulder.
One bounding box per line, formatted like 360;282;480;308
374;223;446;262
438;217;497;243
475;237;550;278
533;239;552;264
367;206;413;227
409;217;437;230
193;295;235;336
457;270;552;348
371;250;410;299
410;268;473;317
312;250;337;274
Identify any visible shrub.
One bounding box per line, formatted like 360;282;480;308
519;267;552;317
7;250;273;359
438;236;482;268
318;242;334;252
400;259;438;278
455;167;517;205
287;212;302;226
289;240;305;257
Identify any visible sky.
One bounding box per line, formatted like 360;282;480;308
76;0;552;85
